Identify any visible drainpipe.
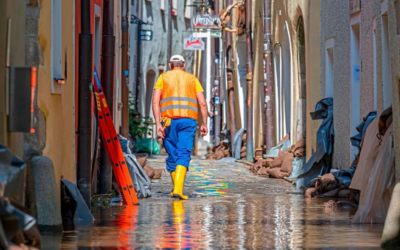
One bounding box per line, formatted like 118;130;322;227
263;0;274;151
225;0;237;141
214;0;221;145
121;0;130;138
98;0;115;194
245;0;254;160
78;0;93;207
135;0;142;110
167;0;172;65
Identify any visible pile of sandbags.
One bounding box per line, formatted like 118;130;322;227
305;173;349;199
205;141;232;160
239;133;247;159
250;138;306;179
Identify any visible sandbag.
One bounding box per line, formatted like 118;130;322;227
281;153;294;174
267;168;289;179
143;165;155;179
153;169;163;180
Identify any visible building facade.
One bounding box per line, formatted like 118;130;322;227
268;0;321;159
320;0;399;170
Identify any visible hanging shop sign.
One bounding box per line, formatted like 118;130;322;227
192;14;221;29
211;32;221;38
140;30;153;41
184;35;205;50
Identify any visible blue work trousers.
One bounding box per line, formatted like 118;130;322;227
164;118;197;172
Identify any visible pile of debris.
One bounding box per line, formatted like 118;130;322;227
293;99;395;224
205;141;232;160
250;136;306;179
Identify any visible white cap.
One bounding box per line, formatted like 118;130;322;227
170;55;185;63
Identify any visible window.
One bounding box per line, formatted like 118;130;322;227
161;0;165;11
373;18;377;110
396;0;400;35
350;14;361;160
51;0;63;94
185;0;193;19
172;0;178;16
382;13;392;108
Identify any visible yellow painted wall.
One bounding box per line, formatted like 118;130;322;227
37;0;76;191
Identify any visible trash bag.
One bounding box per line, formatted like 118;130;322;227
297;98;334;189
134;137;160;155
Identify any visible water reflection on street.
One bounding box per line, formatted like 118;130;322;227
42;159;383;249
46;196;382;249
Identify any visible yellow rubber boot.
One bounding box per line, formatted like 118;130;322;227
172;165;189;200
170;171;176;197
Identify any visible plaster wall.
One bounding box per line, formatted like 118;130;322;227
320;0;352;169
37;0;76;190
320;0;393;170
271;0;321;160
386;0;400;183
0;0;26;157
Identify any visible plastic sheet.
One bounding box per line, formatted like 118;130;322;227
0;143;26;203
290;157;305;179
352;124;395;224
332;112;377;186
0;143;37;248
264;139;291;159
350;111;377;150
120;135;152;198
297;98;334;189
125;154;152;198
61;179;94;222
233;128;246;159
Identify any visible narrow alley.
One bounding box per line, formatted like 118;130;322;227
2;0;400;249
42;157;382;249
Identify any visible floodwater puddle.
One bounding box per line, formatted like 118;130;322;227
43;195;383;249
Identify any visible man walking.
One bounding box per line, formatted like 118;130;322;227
152;55;208;200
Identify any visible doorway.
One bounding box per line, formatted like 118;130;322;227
282;22;292;139
296;17;306;141
350;20;360;160
145;70;156;118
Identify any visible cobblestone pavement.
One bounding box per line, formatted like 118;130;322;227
43;156;383;249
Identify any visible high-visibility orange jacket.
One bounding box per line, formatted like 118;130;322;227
160;70;199;120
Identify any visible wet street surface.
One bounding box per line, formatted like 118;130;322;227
43;156;383;249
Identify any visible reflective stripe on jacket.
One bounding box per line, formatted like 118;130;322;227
160;70;198;120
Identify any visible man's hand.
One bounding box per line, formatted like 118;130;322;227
157;124;165;139
200;123;208;137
